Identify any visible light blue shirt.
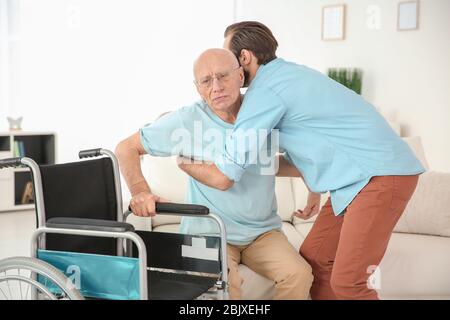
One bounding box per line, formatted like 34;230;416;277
216;58;425;215
140;101;281;245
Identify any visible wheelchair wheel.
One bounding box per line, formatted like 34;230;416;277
0;256;84;300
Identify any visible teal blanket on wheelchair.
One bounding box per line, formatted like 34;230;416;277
38;250;140;300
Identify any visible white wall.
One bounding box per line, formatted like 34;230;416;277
236;0;450;172
1;0;449;172
0;0;234;163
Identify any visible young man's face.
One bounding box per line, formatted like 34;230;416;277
194;53;244;113
223;34;250;87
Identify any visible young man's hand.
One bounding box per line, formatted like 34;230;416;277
129;191;170;217
293;192;321;220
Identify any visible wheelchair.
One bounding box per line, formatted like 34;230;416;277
0;149;229;300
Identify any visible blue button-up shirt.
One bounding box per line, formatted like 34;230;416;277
216;58;425;215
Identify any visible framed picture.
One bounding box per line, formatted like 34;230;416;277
322;4;346;40
398;0;419;31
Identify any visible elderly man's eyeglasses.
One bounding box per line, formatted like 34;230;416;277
195;66;241;89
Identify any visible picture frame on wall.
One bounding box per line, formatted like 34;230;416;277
321;4;346;41
398;0;419;31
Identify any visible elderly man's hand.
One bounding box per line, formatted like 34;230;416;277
129;191;170;217
293;192;321;220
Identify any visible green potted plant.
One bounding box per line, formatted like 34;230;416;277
327;68;363;95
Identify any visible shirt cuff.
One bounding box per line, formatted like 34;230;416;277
215;151;245;182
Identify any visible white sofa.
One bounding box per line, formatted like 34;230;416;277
125;136;450;299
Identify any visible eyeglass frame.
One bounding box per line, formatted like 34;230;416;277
194;65;242;89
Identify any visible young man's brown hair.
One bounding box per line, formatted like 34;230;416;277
224;21;278;65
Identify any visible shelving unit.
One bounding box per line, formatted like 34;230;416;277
0;131;56;212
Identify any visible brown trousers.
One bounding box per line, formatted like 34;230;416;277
300;175;419;300
227;229;313;300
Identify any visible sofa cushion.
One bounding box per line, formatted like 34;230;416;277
275;177;295;222
294;223;313;244
377;232;450;299
402;136;429;170
141;156;184;227
281;222;304;252
152;223;180;233
394;171;450;237
125;211;152;231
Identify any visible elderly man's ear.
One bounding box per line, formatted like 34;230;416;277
239;68;245;87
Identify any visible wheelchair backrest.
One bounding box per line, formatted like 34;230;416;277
38;158;118;255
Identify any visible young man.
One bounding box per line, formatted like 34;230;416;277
176;22;425;300
115;48;313;300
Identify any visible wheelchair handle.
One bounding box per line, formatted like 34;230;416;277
0;157;23;169
128;202;209;216
79;148;102;159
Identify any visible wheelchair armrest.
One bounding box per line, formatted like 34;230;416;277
46;217;135;233
156;203;209;215
127;202;209;216
0;157;23;169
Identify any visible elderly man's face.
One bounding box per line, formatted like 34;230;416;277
194;51;244;113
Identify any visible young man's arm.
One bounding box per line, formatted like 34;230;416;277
115;132;168;217
213;87;287;186
178;154;321;219
177;154;299;187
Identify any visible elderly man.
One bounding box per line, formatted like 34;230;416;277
115;48;314;300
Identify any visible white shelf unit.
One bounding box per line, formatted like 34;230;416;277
0;131;56;212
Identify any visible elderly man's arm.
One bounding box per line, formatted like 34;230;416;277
177;157;234;191
115;132;168;217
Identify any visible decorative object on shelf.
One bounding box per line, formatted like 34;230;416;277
0;132;55;212
7;117;23;131
13;140;26;157
398;0;419;31
21;181;34;204
328;68;363;94
322;4;346;40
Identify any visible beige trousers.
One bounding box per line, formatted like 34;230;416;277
227;229;313;300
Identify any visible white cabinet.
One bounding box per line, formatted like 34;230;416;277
0;132;56;212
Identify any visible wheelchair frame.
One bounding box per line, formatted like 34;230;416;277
0;149;229;300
